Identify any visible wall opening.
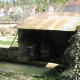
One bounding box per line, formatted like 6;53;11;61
18;29;74;62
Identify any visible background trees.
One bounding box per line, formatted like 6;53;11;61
0;0;68;8
0;0;69;22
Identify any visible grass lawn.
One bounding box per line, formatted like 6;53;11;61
0;40;18;46
0;35;18;47
0;71;56;80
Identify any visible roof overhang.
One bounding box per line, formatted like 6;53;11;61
15;12;80;31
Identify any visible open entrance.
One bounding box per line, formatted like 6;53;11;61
18;29;74;63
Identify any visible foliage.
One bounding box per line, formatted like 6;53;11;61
35;0;67;9
0;0;68;8
0;71;33;80
56;68;75;80
36;0;48;9
0;71;57;80
62;26;80;80
0;0;69;22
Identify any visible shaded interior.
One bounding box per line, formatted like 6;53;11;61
18;29;74;62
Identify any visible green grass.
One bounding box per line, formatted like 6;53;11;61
0;40;18;46
0;71;56;80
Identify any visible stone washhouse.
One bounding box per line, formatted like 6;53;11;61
14;12;80;64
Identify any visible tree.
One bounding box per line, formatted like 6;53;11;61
35;0;68;10
1;0;4;7
6;0;9;8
